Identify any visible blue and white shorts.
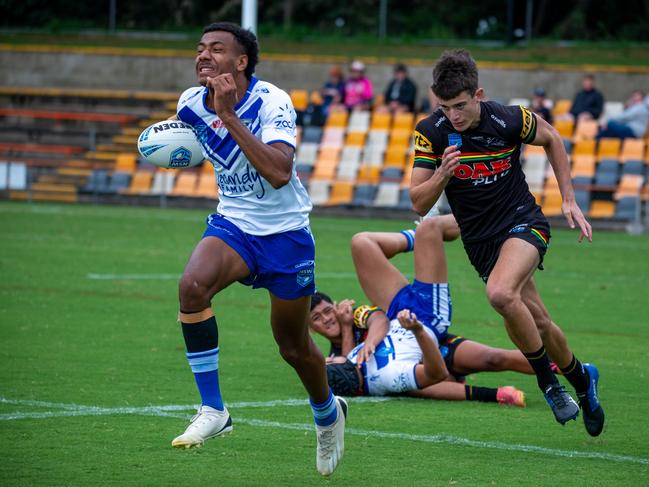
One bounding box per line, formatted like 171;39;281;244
202;213;316;300
386;280;452;340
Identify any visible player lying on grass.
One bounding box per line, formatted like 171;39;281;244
316;215;528;405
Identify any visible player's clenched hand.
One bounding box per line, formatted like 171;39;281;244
562;199;593;243
334;299;355;328
397;309;424;332
438;145;461;180
206;74;239;117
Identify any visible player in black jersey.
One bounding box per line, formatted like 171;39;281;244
410;49;604;436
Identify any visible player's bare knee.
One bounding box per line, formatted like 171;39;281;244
351;232;373;255
278;343;305;368
486;284;518;313
178;274;211;310
429;368;449;384
483;350;507;371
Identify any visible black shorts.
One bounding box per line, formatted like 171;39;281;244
464;210;551;283
439;334;467;381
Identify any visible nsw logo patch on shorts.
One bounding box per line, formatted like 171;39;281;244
295;260;314;287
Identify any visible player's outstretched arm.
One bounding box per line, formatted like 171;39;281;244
397;309;449;386
207;74;294;189
333;299;357;357
355;311;389;365
532;116;593;242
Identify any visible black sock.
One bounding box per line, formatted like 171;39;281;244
560;355;589;395
523;346;558;391
465;385;498;403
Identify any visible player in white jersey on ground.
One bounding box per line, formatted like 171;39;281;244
169;22;345;476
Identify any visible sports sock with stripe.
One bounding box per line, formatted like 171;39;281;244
310;388;338;427
465;385;498;403
560;354;589;394
523;345;559;391
180;308;224;411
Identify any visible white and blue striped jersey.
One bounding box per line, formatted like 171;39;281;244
347;319;439;396
177;77;312;235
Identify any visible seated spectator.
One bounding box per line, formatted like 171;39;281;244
320;65;345;115
568;74;605;121
344;60;373;111
530;87;553;124
384;63;417;113
597;90;649;140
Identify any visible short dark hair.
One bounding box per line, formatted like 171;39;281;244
203;22;259;80
310;291;333;311
431;49;478;101
394;63;407;73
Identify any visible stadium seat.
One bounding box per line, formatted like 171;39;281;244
325;110;348;128
345;132;367;147
0;162;7;189
614;196;639;221
336;147;362;180
552;99;572;118
82;169;110;194
589;200;615;218
150;169;176;195
388;130;411;149
553;119;574;139
352;184;377;206
574;189;591;213
356;165;381;185
373;182;400;207
596;138;621;162
542;189;563;216
195;173;218;199
302;126;323;144
594;160;619;187
572;139;596;157
347;111;370;133
8;162;27;190
573;119;599;141
124;170;154;194
621;160;645;176
380;167;404;182
171;172;198;197
326;181;354;206
392;112;415;132
397;187;412;210
289;89;309;112
320;128;345;149
620;139;645;165
107;172;131;193
571;154;596;179
383;146;407;168
308;180;330;206
115;153;137;174
615;174;644;199
362;146;385;167
523;149;547;192
296;142;319;168
370;112;391;131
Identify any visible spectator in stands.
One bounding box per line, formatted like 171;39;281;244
597;90;649;140
384;63;417;113
568;74;605;121
530;87;553;125
319;65;345;115
344;60;373;111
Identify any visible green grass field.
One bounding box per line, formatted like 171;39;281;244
1;201;648;485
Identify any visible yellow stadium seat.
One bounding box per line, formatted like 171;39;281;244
384;146;407;168
356;165;380;184
614;174;644;199
392;112;415;132
114;153;137;173
620;139;646;162
552;99;572;117
571;155;596;178
589;200;615;218
370;112;391;131
553;119;574;139
573;119;598;141
289;89;309;112
325;109;348;128
346;132;367;147
596;138;621;161
195;173;218;198
572;139;596;157
326;181;355;205
171;172;198;197
124;171;153;194
542;188;563;216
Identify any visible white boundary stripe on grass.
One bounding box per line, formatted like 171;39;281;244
86;272;358;281
1;397;647;465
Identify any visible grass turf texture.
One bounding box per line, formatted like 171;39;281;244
1;201;648;485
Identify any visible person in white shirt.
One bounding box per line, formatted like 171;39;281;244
169;22;345;477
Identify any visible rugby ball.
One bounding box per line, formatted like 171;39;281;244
137;120;204;168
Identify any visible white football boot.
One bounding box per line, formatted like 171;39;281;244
315;396;348;476
171;405;232;449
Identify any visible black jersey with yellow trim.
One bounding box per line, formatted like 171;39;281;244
414;101;540;243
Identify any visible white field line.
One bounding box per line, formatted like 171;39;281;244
1;397;647;465
86;272;358;281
